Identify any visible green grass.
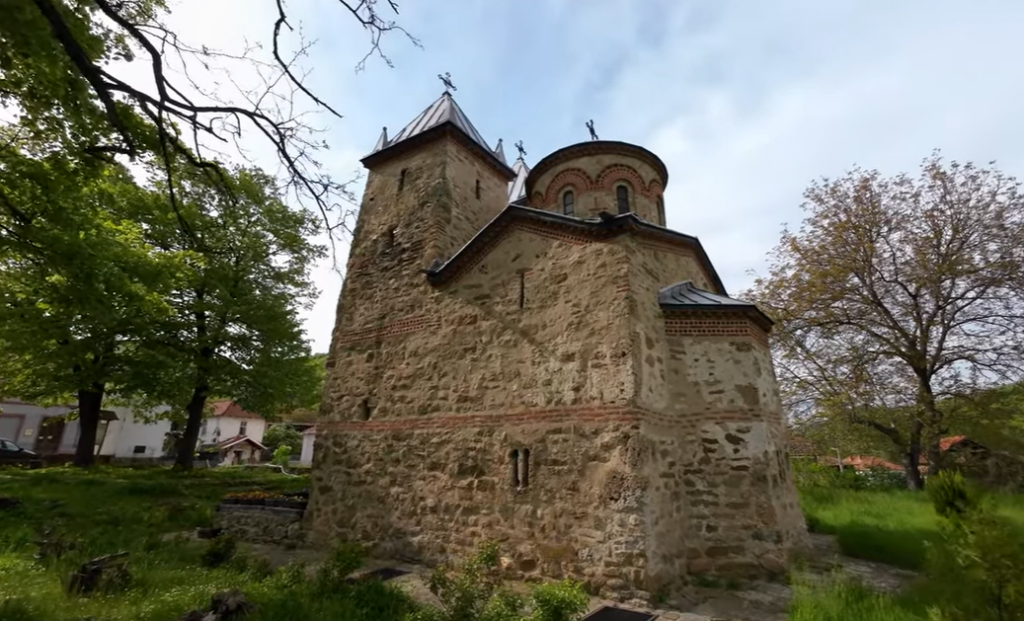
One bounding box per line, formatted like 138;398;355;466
799;487;1024;569
0;465;415;621
789;577;927;621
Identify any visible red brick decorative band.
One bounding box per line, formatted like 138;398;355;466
663;314;769;348
321;405;642;433
335;315;442;346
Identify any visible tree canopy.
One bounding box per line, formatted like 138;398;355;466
751;152;1024;488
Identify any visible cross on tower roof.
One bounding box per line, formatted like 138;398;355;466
438;72;457;93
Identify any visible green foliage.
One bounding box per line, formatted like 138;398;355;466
528;580;589;621
271;445;292;467
265;425;303;455
793;460;907;491
199;535;237;568
927;471;977;519
315;542;364;591
410;542;587;621
789;576;925;621
921;472;1024;620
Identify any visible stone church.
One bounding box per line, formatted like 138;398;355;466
308;89;807;598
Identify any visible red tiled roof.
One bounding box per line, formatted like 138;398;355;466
940;435;968;452
210;400;262;420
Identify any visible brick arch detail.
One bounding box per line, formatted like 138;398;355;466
596;164;653;199
646;178;664;196
540;168;594;206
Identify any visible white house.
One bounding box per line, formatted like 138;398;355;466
199;400;267;447
300;426;316;466
0;397;266;464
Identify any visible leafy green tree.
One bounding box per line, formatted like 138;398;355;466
751;153;1024;489
0;136;178;466
264;425;302;455
131;162;324;470
1;0;416;234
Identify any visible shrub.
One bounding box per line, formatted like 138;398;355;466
924;471;1024;620
315;542;364;591
410;543;588;621
200;535;237;568
528;580;589;621
271;445;292;468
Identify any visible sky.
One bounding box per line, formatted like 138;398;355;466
156;0;1024;353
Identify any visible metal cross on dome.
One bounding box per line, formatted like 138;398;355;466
515;140;527;158
438;72;457;93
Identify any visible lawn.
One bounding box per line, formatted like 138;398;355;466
0;466;417;621
800;486;1024;569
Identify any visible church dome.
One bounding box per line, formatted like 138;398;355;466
525;141;668;225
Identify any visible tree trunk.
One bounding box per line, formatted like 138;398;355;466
174;385;208;471
73;383;105;467
904;419;925;490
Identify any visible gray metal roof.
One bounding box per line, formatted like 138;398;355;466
373;91;492;155
493;139;507;164
658;281;754;309
508;157;530;202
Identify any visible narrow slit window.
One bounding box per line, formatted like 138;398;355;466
616;185;630;214
398;169;407;192
562;190;575;216
239;421;247;436
518;272;525;309
475;179;481;199
520;449;530;488
657;195;665;225
359;398;372;421
510;449;520;488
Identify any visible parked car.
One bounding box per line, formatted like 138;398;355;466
0;437;43;468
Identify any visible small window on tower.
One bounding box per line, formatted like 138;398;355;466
657;195;666;225
510;449;520;488
398;169;407;192
616;185;630;214
562;189;575;216
475;179;481;199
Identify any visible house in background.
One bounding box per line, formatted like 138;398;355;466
300;426;316;466
2;397;268;465
0;399;119;460
198;400;266;446
197;400;267;466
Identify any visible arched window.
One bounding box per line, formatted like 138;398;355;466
657;195;665;225
562;189;575;216
616;185;630;214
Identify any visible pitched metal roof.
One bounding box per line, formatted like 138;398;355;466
658;281;755;309
373;91;491;155
658;281;772;327
508;157;530;202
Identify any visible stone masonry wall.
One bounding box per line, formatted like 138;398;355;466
215;505;306;546
314;134;806;599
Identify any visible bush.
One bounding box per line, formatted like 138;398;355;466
315;542;364;591
924;471;1024;621
263;425;302;455
200;535;237;568
410;543;588;621
271;445;291;468
792;460;906;491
